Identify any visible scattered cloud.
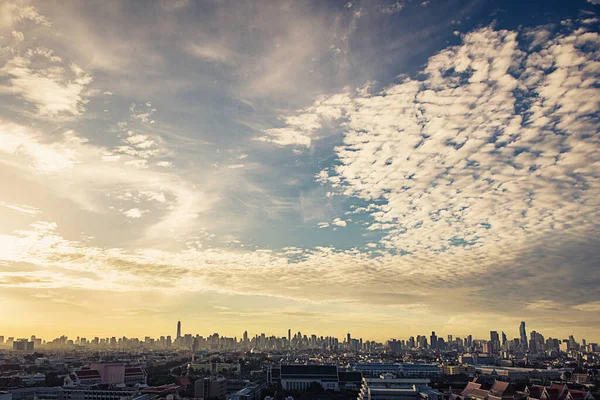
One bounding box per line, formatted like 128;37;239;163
1;202;42;216
381;2;407;15
124;208;145;219
266;25;600;257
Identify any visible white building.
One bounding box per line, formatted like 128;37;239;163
350;363;441;378
280;365;339;391
357;376;443;400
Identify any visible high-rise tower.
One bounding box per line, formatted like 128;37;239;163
520;321;527;349
177;321;181;339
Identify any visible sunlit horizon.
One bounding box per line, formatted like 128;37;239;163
1;0;600;343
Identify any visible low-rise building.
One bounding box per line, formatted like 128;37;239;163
357;376;442;400
350;363;441;378
473;366;561;383
231;384;261;400
64;370;103;387
442;366;476;376
280;365;339;391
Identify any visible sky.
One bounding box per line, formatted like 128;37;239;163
0;0;599;343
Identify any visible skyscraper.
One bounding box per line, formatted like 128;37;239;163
490;331;500;352
430;331;437;350
177;321;181;339
520;321;527;349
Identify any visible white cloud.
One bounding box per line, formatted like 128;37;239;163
124;208;144;219
525;300;562;311
185;42;238;65
0;120;215;242
130;102;156;124
1;202;42;216
573;301;600;312
263;26;600;257
381;2;406;15
332;218;347;227
257;92;352;148
0;2;51;29
11;30;24;42
0;56;92;117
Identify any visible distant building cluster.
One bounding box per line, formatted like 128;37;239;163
1;320;599;400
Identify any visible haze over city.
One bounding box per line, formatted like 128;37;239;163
1;0;600;344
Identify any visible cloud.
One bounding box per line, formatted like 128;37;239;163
0;56;92;118
257;92;352;148
129;102;156;124
264;25;600;257
185;42;239;65
0;121;213;241
525;300;562;311
1;202;42;216
332;218;347;227
0;2;51;28
124;208;144;219
573;301;600;312
381;2;406;15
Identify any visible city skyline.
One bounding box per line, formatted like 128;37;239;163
1;320;596;346
1;0;600;340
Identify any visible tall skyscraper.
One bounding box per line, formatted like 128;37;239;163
177;321;181;339
490;331;500;352
501;331;507;345
288;329;291;343
520;321;528;349
430;331;437;350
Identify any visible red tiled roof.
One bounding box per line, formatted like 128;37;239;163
471;388;490;399
75;370;102;378
124;367;145;376
491;381;510;396
177;377;191;387
463;382;483;396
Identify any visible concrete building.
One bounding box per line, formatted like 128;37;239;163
350;363;441;378
231;384;261;400
194;377;227;400
357;376;442;400
280;365;339;391
64;370;103;387
62;386;140;400
65;365;146;387
89;364;124;385
188;362;241;376
442;365;476;376
473;366;561;382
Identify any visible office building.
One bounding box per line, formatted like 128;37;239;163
194;377;227;400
